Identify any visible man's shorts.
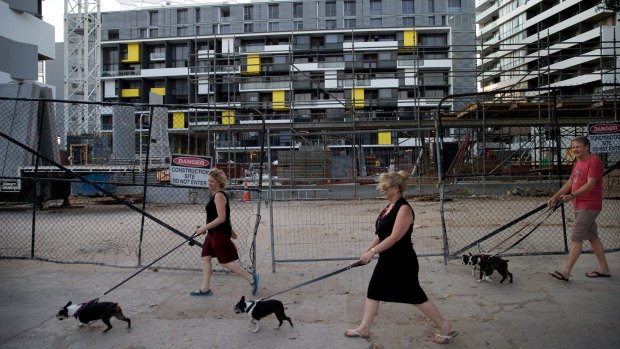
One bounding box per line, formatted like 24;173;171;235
570;209;601;242
201;231;239;264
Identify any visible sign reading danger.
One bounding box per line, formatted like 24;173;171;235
170;154;212;187
589;122;620;154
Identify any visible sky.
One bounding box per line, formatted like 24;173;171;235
43;0;125;42
42;0;254;42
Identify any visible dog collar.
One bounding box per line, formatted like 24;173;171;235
246;301;257;313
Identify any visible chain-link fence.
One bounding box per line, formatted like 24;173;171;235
1;95;619;273
0;97;260;272
436;89;620;260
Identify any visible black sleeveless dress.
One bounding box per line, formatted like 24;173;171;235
367;197;429;304
205;191;232;236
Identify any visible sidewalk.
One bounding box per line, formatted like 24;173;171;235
1;252;619;349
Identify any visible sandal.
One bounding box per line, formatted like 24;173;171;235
190;288;213;296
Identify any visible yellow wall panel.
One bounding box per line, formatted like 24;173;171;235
243;54;261;75
378;132;392;145
353;88;364;109
173;112;185;129
222;110;235;125
404;30;417;47
272;90;289;110
121;88;140;98
150;88;165;96
122;43;141;63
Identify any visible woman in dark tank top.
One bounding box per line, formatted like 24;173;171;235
190;168;259;297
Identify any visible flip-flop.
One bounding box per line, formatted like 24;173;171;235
586;271;611;278
550;271;569;281
344;329;369;339
432;330;459;344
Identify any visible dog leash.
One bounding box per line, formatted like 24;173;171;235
261;260;365;300
94;231;199;300
483;202;561;254
495;202;561;255
451;203;548;257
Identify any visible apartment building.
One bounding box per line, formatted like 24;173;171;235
98;0;475;159
0;0;54;86
476;0;619;95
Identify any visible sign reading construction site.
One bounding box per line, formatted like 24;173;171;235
589;123;620;154
170;154;212;187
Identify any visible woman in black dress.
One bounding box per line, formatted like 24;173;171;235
344;171;458;344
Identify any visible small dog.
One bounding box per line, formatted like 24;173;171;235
56;300;131;333
462;253;513;283
233;296;293;333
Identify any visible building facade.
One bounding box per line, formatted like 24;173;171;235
0;0;54;85
476;0;619;95
96;0;475;161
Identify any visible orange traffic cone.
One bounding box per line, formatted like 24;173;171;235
242;181;251;201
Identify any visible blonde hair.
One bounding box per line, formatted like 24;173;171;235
377;170;409;194
208;168;228;189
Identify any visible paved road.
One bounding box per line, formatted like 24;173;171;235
1;252;619;349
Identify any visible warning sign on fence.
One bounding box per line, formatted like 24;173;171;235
170;154;212;187
589;122;620;154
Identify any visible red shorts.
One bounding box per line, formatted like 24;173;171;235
201;231;239;264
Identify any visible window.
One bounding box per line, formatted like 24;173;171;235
244;5;253;20
108;29;119;40
428;0;435;12
139;28;148;38
371;18;382;27
177;26;188;36
195;8;200;23
403;0;414;14
268;22;279;32
172;44;188;68
177;9;187;24
149;28;158;38
326;1;336;16
244;23;254;33
370;0;382;15
268;4;279;19
344;1;356;16
419;33;447;46
293;3;303;18
325;34;340;44
448;0;461;13
403;17;415;27
326;19;337;29
344;18;356;28
149;11;158;26
294;20;303;30
428;16;435;26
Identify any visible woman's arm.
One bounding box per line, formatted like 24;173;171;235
361;206;413;263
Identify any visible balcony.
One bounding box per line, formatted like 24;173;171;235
121;88;140;98
150;52;165;61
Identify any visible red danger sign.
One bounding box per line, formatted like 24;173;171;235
588;122;620;154
589;124;620;134
173;156;210;167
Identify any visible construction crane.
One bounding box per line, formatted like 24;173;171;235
63;0;101;147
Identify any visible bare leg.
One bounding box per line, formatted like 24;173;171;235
416;300;451;336
346;298;378;337
200;256;212;291
222;260;253;284
589;238;610;275
559;240;583;278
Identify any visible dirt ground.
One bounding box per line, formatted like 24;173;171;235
1;250;619;349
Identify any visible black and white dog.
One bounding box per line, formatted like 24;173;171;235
56;300;131;333
233;296;293;333
462;253;513;283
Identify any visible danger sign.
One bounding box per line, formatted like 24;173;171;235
589;122;620;154
170;154;212;187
